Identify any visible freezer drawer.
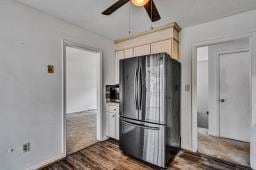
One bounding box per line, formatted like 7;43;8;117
120;118;167;168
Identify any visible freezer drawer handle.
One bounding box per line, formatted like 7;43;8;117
122;120;160;130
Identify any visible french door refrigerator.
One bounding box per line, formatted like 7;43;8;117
119;53;181;168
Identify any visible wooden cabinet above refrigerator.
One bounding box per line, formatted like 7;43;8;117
114;22;181;83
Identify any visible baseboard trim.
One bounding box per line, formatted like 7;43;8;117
101;136;110;141
207;130;218;137
29;153;66;170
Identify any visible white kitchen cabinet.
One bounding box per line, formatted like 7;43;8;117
106;103;119;140
115;114;120;140
171;39;179;60
134;44;150;56
115;51;124;84
124;48;134;58
151;40;172;56
115;22;180;61
106;112;116;139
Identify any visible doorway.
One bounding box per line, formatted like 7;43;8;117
195;38;251;166
63;41;102;155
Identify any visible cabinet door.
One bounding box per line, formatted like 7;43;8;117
124;48;134;58
171;39;179;60
115;51;124;84
151;40;171;56
115;113;120;140
134;44;150;56
107;112;116;138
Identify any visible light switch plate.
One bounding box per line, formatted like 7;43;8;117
48;65;54;73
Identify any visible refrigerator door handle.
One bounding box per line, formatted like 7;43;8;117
122;120;160;130
138;65;143;110
134;67;138;109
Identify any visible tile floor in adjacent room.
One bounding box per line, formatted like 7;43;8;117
198;127;250;166
66;111;97;155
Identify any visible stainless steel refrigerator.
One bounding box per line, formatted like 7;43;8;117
119;53;181;168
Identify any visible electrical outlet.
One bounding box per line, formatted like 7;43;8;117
8;148;14;153
23;143;30;152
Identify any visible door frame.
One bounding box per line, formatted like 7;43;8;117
191;34;254;153
217;49;250;138
62;40;103;156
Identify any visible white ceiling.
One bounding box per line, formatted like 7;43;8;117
16;0;256;40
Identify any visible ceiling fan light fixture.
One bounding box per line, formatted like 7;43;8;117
131;0;150;7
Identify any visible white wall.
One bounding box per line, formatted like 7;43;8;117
197;60;208;115
66;47;98;114
0;0;114;169
208;39;249;136
179;9;256;168
197;47;208;128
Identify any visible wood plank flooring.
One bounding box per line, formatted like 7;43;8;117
40;139;251;170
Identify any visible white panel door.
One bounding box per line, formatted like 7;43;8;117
219;50;250;142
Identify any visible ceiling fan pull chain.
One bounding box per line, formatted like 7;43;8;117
128;3;131;35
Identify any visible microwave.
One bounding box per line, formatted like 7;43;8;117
105;85;119;103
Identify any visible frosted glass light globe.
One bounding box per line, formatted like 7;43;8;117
131;0;150;6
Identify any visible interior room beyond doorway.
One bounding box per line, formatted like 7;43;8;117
196;38;251;166
65;45;100;155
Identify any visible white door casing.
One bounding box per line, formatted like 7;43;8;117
62;40;103;156
115;51;125;84
219;50;251;142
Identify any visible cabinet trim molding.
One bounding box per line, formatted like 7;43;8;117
115;22;181;44
115;38;178;51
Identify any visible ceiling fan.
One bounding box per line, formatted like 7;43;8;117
102;0;161;22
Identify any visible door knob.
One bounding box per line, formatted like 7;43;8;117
219;99;225;102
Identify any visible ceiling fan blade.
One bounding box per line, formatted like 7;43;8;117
144;0;161;22
102;0;130;15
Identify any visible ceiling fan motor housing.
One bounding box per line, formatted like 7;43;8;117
102;0;161;22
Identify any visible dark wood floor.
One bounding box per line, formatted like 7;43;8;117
40;139;251;170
